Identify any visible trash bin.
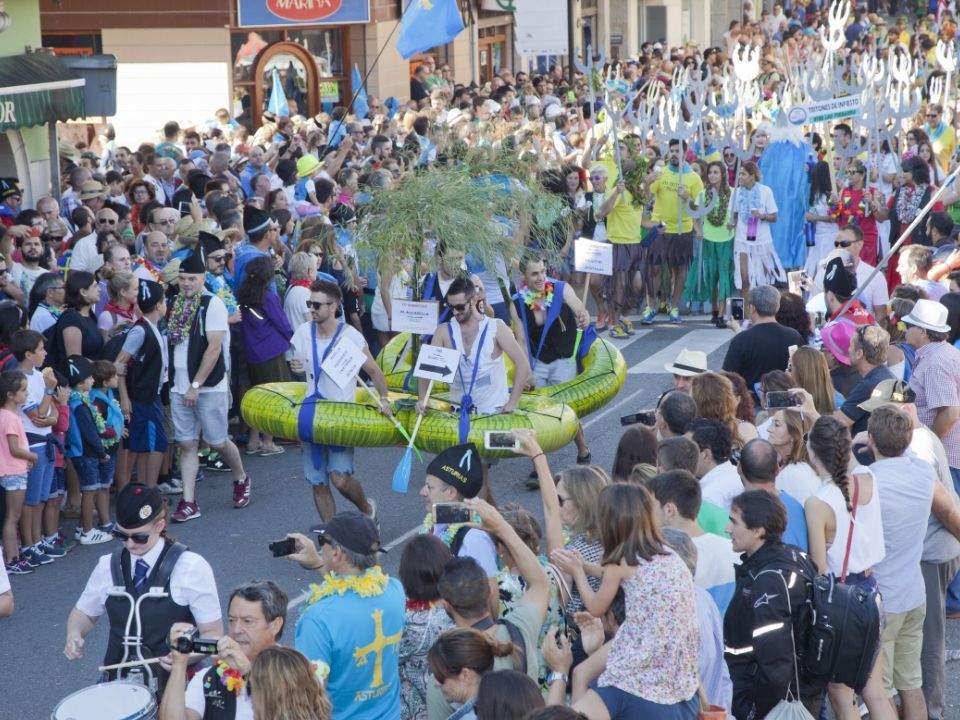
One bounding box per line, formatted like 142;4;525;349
59;55;117;117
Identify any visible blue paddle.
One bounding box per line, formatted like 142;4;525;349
392;380;433;493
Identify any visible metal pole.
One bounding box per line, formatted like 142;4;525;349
567;0;575;84
47;122;60;202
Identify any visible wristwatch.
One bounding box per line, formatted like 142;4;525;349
547;671;566;685
44;388;57;396
190;381;200;390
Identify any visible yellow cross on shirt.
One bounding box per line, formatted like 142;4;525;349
420;0;434;9
353;609;402;688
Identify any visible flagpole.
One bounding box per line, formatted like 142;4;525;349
567;0;575;84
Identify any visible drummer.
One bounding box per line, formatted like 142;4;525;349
512;254;591;476
64;483;222;693
416;276;530;441
159;580;287;720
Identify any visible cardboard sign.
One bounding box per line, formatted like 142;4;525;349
574;238;614;275
321;341;366;389
786;96;860;126
391;299;439;335
413;344;461;384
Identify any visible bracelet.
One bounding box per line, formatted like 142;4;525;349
531;452;545;462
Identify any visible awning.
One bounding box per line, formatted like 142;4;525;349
0;53;85;131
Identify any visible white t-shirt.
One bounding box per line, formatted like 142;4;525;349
29;305;57;334
20;367;53;438
692;532;739;614
75;541;221;624
733;183;777;246
289;322;367;403
283;285;311;339
432;525;499;578
70;232;103;273
17;264;45;298
700;461;744;512
186;666;254;720
775;462;820;506
172;293;230;395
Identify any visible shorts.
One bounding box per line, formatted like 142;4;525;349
171;391;229;446
25;442;55;507
881;603;926;692
72;456;104;492
98;449;118;489
128;400;169;453
301;444;354;486
46;466;65;500
645;231;694;267
592;683;699;720
533;356;577;386
1;474;27;491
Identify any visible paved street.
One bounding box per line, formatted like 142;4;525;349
3;319;958;719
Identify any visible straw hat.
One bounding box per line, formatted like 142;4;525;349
663;349;707;376
79;180;108;201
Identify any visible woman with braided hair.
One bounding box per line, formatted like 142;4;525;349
803;415;894;720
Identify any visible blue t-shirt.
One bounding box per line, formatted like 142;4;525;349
295;575;405;720
781;491;809;552
231;244;269;291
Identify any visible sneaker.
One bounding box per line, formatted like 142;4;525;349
74;526;83;540
668;306;682;323
22;547;53;566
39;540;66;558
576;451;592;464
620;318;636;335
172;499;201;522
232;477;251;509
640;307;657;325
57;531;77;552
259;445;285;457
5;558;32;575
78;527;113;545
609;323;630;339
205;453;230;472
158;477;183;495
99;522;116;534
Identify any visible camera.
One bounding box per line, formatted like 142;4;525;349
268;538;297;558
726;297;744;321
620;411;656;426
434;502;472;525
173;629;219;655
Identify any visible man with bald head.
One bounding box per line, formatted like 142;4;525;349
134;231;171;283
737;438;808;550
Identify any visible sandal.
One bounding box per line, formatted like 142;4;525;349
244;444;262;455
576;451;592;464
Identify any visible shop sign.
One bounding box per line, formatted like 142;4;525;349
481;0;516;10
237;0;371;27
319;80;339;102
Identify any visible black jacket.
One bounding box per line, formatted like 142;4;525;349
723;541;816;720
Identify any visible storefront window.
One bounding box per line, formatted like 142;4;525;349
43;34;103;57
232;30;283;84
286;29;343;78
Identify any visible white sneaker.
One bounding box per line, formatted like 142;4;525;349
78;528;112;545
158;477;183;495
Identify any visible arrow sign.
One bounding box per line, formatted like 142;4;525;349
414;344;461;384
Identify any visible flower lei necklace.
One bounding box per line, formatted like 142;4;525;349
167;290;203;346
304;566;389;607
215;661;245;694
71;390;105;437
520;281;554;313
706;186;731;227
421;512;468;547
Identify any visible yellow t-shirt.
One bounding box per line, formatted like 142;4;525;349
650;165;705;234
597;158;644;245
928;124;956;173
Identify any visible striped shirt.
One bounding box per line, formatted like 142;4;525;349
909;341;960;468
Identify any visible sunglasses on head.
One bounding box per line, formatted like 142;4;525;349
113;529;151;544
307;300;335;310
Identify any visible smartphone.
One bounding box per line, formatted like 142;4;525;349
484;430;519;451
727;297;744;321
765;390;802;409
268;538;297;558
434;502;471;525
178;201;191;217
620;410;656;426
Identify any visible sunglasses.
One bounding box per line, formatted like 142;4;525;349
926;113;939;118
834;239;856;248
209;253;231;263
447;302;469;312
307;300;335;310
97;218;117;225
113;529;151;544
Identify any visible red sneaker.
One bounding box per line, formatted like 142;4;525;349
233;476;251;509
171;499;201;523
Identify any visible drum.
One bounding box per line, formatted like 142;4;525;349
52;681;156;720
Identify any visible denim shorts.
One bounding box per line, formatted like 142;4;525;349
301;444;354;486
46;466;65;500
98;449;118;489
1;474;27;491
592;683;699;720
24;442;55;507
72;456;103;491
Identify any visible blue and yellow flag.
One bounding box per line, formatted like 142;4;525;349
397;0;465;60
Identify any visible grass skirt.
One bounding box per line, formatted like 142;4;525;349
683;237;734;303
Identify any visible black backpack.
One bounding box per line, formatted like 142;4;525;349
803;573;882;693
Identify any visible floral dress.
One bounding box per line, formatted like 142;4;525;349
398;603;452;720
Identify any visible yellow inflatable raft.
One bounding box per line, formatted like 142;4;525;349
376;333;627;418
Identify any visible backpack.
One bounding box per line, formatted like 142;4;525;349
0;348;16;373
801;476;882;693
100;324;133;363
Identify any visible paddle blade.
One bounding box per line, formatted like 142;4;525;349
392;447;413;493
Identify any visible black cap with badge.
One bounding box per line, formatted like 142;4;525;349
823;256;856;300
312;511;384;555
426;443;483;499
178;243;207;275
116;482;163;529
67;355;93;385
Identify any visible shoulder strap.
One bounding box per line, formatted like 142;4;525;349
152;541;188;589
110;546;125;587
840;475;861;583
449;526;471;558
422;273;437;302
496;618;529;676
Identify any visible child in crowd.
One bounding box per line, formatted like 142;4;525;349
90;360;124;494
65;355;112;544
11;329;60;567
0;371;39;574
43;373;73;554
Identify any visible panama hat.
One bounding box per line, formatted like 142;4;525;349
79;180;108;201
857;379;916;413
664;349;707;377
901;299;951;334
